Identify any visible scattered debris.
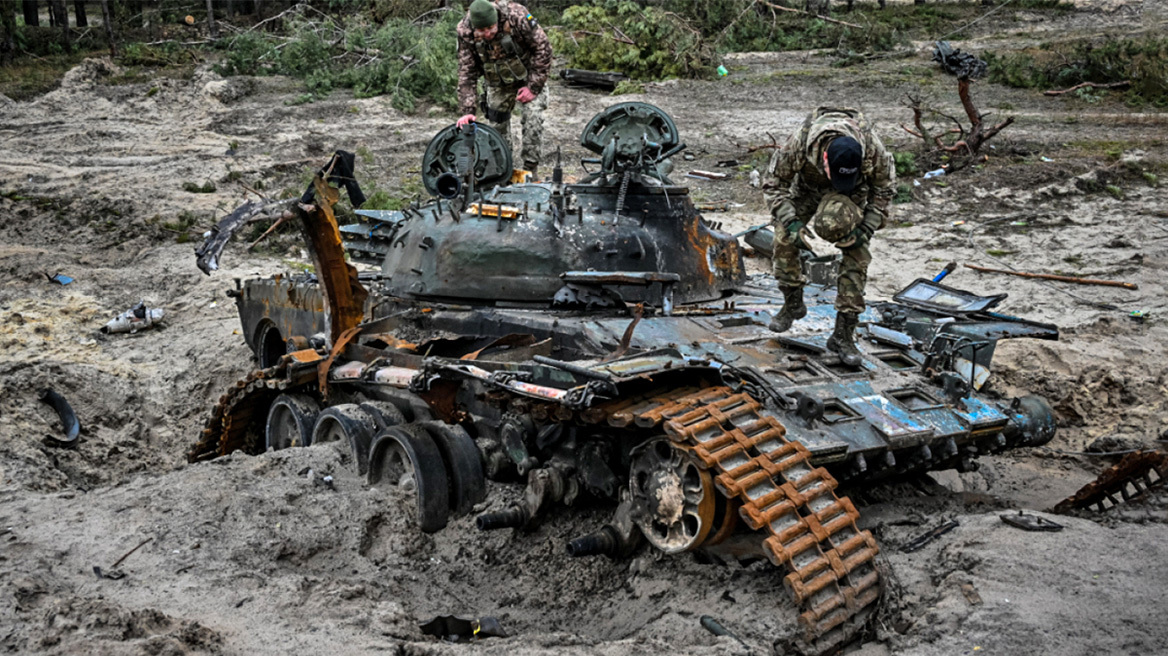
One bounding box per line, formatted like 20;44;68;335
92;566;126;580
694;200;743;212
1044;80;1130;96
933;41;987;80
700;615;750;650
1000;511;1063;532
1053;451;1168;513
39;388;80;447
46;272;74;285
559;68;629;91
924;168;946;179
101;301;165;334
687;170;728;180
961;583;984;606
715;159;739;168
932;261;957;283
964;264;1139;290
902;520;959;553
111;537;154;568
419;615;507;643
749;169;761;188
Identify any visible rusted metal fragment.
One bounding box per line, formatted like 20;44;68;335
297;175;368;346
1053;450;1168;513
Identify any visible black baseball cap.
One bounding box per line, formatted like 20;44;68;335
826;137;863;193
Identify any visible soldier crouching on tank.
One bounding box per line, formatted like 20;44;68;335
455;0;552;178
763;107;896;366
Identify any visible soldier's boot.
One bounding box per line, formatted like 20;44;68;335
768;286;807;333
826;311;863;367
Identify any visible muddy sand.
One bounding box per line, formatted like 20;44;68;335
2;2;1167;654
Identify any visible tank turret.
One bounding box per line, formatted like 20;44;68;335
342;102;744;307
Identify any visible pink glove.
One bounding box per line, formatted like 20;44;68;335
516;87;537;104
456;114;476;127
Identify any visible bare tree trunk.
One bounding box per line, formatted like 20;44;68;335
1;2;16;64
50;0;70;49
225;0;233;19
100;0;116;56
73;0;87;26
22;0;39;26
204;0;216;38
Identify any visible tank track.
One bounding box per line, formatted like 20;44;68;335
187;362;316;463
597;385;882;656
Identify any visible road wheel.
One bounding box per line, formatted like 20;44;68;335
265;393;321;451
367;424;449;533
311;404;378;475
421;421;486;516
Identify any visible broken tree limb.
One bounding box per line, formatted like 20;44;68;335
111;537;154;568
248;211;293;251
756;0;861;28
1044;80;1130;96
965;264;1138;290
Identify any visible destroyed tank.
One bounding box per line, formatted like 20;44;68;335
191;103;1058;655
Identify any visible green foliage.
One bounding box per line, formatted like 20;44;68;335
1104;184;1124;200
182;181;217;193
217;9;459;112
988;36;1168;106
893;152;918;178
121;42;184;67
611;80;646;95
162;211;201;243
548;1;715;80
893;183;914;204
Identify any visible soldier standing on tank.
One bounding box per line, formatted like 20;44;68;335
763;107;896;366
455;0;552;178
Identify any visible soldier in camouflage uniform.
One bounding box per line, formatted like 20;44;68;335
456;0;552;177
762;107;896;366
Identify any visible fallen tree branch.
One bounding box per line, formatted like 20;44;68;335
248;211;293;251
756;0;861;28
1044;80;1131;96
965;263;1138;290
742;131;780;153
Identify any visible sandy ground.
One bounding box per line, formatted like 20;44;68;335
2;2;1167;654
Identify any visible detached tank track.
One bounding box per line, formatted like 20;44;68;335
595;385;881;655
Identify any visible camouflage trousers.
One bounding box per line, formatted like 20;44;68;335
771;195;872;315
484;83;547;171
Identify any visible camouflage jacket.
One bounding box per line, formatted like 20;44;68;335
456;1;552;116
763;107;895;228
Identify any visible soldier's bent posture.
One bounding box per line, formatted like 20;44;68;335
763;107;895;366
456;0;551;177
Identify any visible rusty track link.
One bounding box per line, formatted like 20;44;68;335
187;361;318;463
605;385;881;655
1053;450;1168;514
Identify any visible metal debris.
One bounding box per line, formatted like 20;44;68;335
559;68;630;91
1053;450;1167;513
39;388;80;447
101;301;164;335
901;520;959;553
700;615;750;651
419;615;507;642
1000;511;1063;532
933;41;987;80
